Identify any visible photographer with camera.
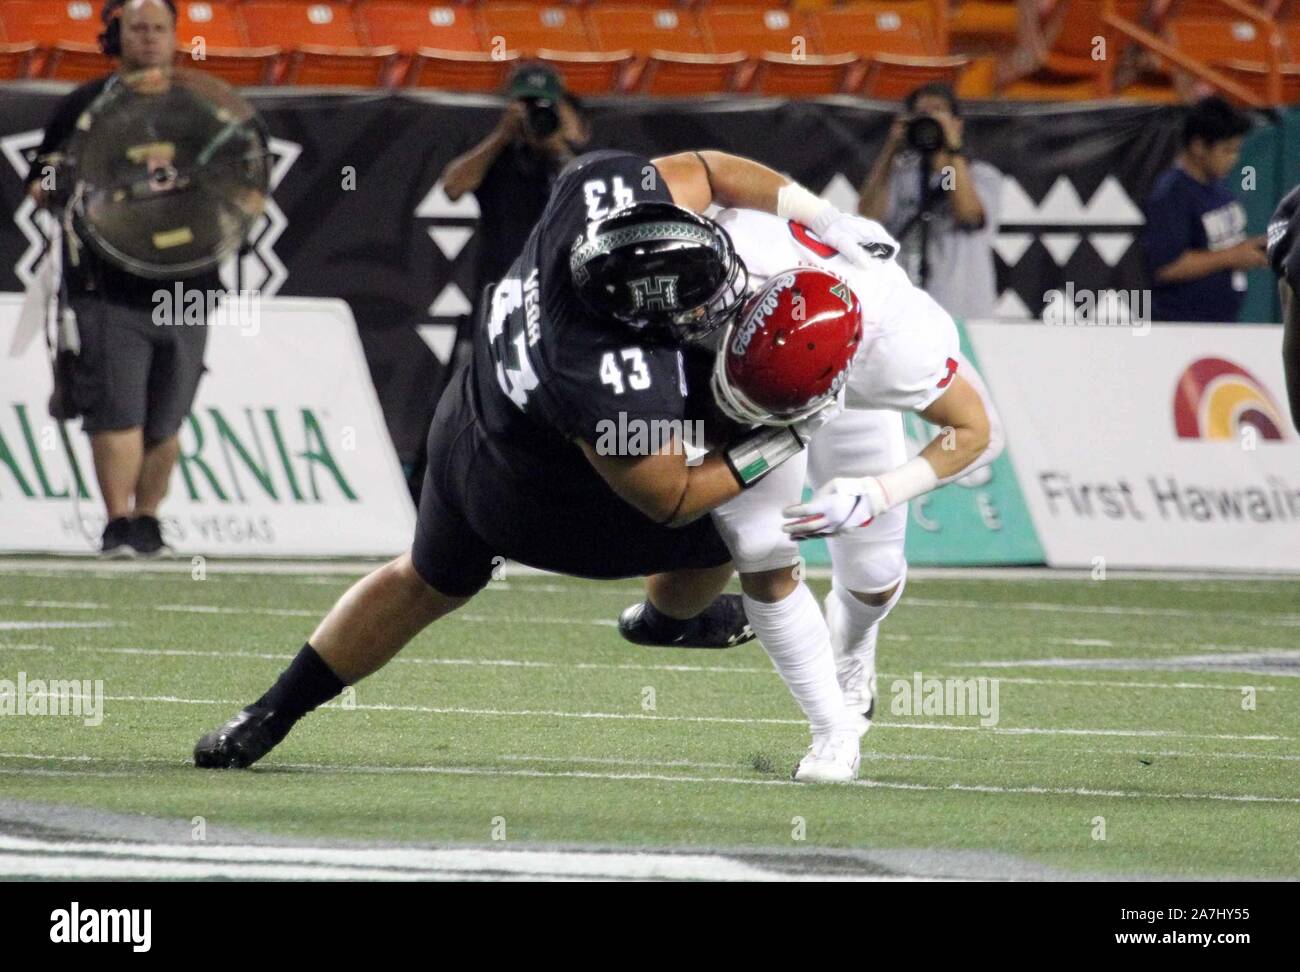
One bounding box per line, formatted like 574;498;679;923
23;0;228;558
858;83;1001;321
441;63;590;309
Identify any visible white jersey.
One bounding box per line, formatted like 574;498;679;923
716;208;962;414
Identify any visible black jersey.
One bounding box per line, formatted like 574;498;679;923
466;150;698;504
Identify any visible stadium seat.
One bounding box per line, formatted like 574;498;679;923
536;48;633;92
1165;17;1280;68
585;6;710;56
42;41;115;82
478;4;596;55
699;8;813;59
0;1;103;48
355;2;481;54
239;1;363;49
948;1;1020;53
634;49;745;93
281;44;400;85
808;3;934;58
747;51;857;95
174;1;249;52
177;45;281;85
1038;0;1145;81
406;47;518;90
0;40;35;79
1221;59;1300;103
857;52;968;98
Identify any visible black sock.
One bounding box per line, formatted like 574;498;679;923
639;600;696;640
255;643;346;725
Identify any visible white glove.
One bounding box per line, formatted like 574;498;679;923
782;476;884;539
808;211;899;270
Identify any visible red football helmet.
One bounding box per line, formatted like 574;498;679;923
712;267;863;426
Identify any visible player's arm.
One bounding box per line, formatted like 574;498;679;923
579;414;826;528
782;375;995;538
914;374;993;481
578;444;741;528
652;151;893;269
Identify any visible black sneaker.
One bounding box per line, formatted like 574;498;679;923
194;705;291;769
128;515;171;558
618;593;755;649
100;517;135;559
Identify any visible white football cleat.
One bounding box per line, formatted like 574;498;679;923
792;729;861;783
838;660;876;738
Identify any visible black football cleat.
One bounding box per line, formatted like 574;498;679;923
618;593;756;649
194;705;290;769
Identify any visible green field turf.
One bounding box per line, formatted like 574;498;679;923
1;562;1297;879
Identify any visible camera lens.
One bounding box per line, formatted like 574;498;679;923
906;115;946;154
525;99;560;140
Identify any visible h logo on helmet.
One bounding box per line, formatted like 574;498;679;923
628;275;680;312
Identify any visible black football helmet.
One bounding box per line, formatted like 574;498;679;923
569;201;748;343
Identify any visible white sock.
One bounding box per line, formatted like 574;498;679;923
743;584;850;737
826;576;906;702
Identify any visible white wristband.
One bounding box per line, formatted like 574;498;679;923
776;182;834;232
863;457;940;513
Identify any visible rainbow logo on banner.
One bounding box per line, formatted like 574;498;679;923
1173;357;1287;441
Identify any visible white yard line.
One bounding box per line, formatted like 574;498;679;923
3;757;1294;807
0;641;1284;692
26;692;1286;741
0;834;905;882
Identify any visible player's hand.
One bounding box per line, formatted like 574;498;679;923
782;476;880;539
809;210;899;268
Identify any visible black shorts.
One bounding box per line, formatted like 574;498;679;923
68;296;208;441
411;366;732;597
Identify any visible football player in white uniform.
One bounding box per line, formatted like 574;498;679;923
666;208;1003;783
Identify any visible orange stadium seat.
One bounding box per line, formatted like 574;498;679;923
177;45;281;85
1165;17;1280;68
406;47;519;89
1162;0;1270;19
1286;23;1300;52
1221;59;1300;102
281;44;400;85
808;3;934;58
0;40;36;78
700;7;812;58
0;1;103;48
537;48;634;92
240;1;363;49
857;51;968;98
42;42;115;81
478;4;595;54
747;51;857;94
173;1;248;50
948;0;1020;51
634;49;745;93
585;6;711;55
355;2;481;54
1039;0;1145;80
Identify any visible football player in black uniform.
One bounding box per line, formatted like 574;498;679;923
194;148;887;769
